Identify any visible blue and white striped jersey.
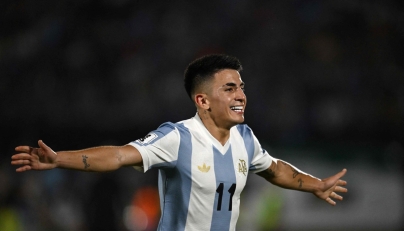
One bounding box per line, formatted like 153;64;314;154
129;114;273;231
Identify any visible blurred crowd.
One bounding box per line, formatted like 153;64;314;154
1;0;403;230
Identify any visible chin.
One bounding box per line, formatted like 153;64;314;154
232;116;245;124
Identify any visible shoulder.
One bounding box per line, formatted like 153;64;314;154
134;122;179;146
152;120;192;139
234;123;253;136
148;116;195;135
137;117;199;145
233;124;260;145
156;122;178;134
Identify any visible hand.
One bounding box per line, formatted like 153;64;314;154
313;169;348;206
12;140;58;172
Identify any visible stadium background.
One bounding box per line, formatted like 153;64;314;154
1;0;403;230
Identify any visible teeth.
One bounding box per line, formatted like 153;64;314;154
230;106;243;111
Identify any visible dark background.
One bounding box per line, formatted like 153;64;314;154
1;0;403;230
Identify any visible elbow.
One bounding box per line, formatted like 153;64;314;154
114;152;125;169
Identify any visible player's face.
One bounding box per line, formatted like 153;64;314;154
207;69;246;128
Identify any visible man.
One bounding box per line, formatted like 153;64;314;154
12;54;347;231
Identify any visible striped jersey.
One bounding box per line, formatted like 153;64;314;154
129;114;274;231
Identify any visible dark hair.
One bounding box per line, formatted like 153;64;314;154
184;54;243;99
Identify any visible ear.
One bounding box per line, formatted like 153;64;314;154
194;93;210;110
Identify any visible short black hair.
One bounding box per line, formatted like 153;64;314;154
184;54;243;100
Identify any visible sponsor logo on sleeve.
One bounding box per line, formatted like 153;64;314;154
137;133;158;145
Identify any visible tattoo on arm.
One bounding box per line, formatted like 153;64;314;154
298;178;304;188
280;160;300;178
292;168;300;178
278;160;304;189
82;155;90;169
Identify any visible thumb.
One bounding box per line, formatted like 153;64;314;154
38;140;51;151
325;169;347;181
323;169;347;188
335;168;347;179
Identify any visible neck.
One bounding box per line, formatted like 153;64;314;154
197;110;231;146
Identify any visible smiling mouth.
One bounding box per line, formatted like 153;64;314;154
230;106;244;113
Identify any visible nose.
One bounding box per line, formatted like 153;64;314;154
235;88;246;102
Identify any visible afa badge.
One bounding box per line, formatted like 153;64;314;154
238;159;247;176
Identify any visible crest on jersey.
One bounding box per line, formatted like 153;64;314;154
238;159;247;176
137;133;157;144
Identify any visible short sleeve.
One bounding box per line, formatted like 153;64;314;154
128;122;180;172
249;134;274;173
236;124;274;173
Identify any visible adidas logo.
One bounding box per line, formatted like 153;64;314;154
198;163;211;173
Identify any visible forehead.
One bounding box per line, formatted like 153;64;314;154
212;69;243;86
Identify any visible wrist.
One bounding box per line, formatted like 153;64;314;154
311;180;326;196
53;151;61;169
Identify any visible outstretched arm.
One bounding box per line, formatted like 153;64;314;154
12;140;142;172
257;159;347;206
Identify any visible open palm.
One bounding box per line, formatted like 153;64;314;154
12;140;57;172
313;169;348;205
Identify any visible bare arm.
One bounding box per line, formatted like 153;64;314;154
257;159;347;205
12;140;142;172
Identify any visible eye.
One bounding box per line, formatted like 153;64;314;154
225;87;235;92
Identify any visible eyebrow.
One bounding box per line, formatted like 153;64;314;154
222;82;245;87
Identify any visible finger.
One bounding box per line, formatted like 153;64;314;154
325;197;336;206
15;146;32;152
334;185;348;193
16;165;32;172
38;140;56;156
335;168;347;179
337;179;347;186
331;192;343;201
323;170;348;190
38;140;49;150
11;158;33;165
11;153;33;160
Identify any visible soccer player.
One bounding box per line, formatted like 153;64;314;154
12;54;347;231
